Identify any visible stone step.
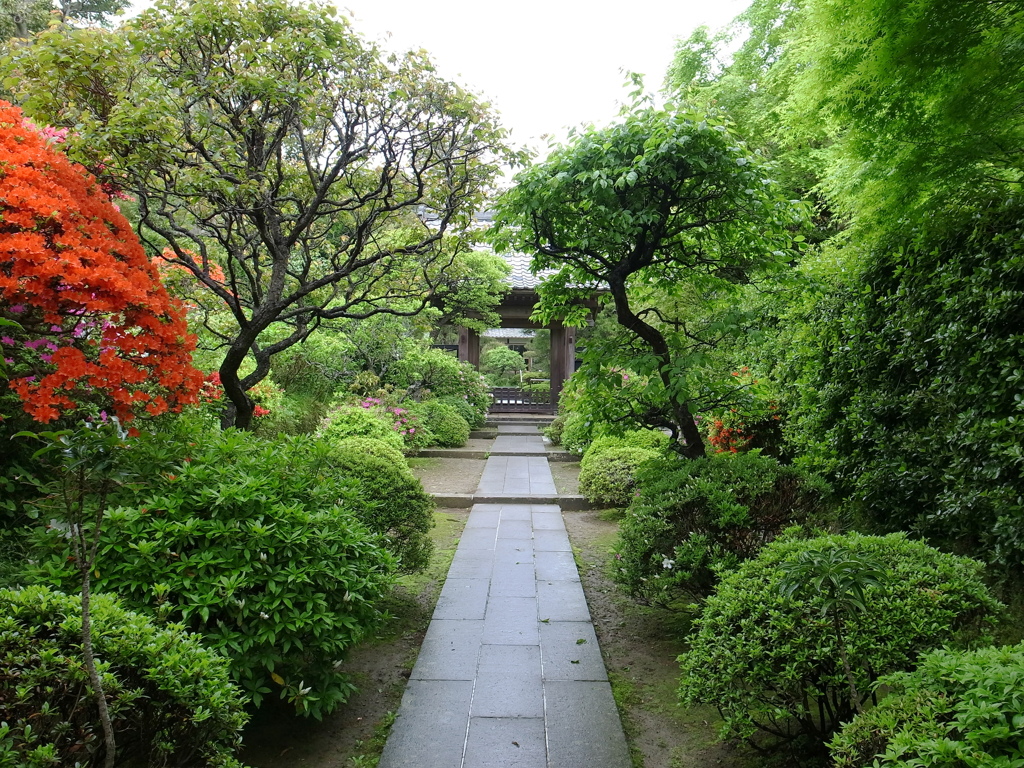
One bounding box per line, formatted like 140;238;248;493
430;493;594;512
416;448;578;461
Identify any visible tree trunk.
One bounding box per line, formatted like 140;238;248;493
80;567;117;768
608;278;707;459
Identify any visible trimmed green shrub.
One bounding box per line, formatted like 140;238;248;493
411;400;470;447
544;412;567;445
29;430;397;719
319;404;405;452
0;585;248;767
830;642;1024;768
387;348;491;419
559;411;600;455
678;532;1001;750
578;446;660;507
582;429;670;462
436;395;486;430
614;453;832;602
320;441;435;572
335;436;408;468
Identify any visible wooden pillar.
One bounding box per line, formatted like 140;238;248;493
550;320;567;409
457;327;482;368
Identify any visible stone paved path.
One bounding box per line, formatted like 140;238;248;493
378;426;631;768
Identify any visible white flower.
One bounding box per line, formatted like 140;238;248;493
662;557;675;570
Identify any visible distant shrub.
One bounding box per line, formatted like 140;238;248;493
320;441;435;572
388;349;491;417
335;436;408;468
320;403;405;452
578;446;660;507
678;533;1001;750
0;585;248;767
614;453;832;602
583;429;670;460
829;642;1024;768
29;430;397;719
545;412;567;445
412;400;470;447
559;411;600;455
436;395;486;430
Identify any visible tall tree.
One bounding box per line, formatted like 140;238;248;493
4;0;514;428
492;101;803;458
1;0;130;40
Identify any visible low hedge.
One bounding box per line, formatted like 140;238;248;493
578;446;661;507
0;585;249;767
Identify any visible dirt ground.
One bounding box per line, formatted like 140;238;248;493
407;457;486;495
549;460;581;495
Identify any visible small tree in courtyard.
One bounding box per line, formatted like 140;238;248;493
492;98;803;457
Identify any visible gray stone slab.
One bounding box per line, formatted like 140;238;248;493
497;518;533;539
493;538;534;564
471;645;543;717
539;622;606;681
537;580;591;622
489;562;536;598
465;507;501;528
458;526;498;550
543;681;631;768
533;529;572;552
497;424;539;433
464;717;546;768
531;511;564;531
377;680;473;768
534;551;579;581
434;578;490;620
483;596;539;645
411;620;484;681
497;504;533;520
447;549;495;579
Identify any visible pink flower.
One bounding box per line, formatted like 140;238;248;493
0;336;14;345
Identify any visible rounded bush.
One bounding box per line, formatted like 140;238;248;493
614;452;833;602
830;642;1024;768
412;400;470;447
578;446;660;507
320;442;435;572
582;429;670;462
559;411;600;455
678;532;1001;749
29;430;397;720
436;395;486;430
319;404;405;452
387;349;491;421
0;585;248;768
544;412;567;445
335;436;408;468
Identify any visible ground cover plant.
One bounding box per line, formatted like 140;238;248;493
678;532;1002;757
0;585;249;768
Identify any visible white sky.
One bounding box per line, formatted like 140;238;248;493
334;0;749;159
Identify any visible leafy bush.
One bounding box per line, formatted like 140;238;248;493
583;429;670;460
29;429;397;719
829;642;1024;768
559;411;600;455
436;395;486;430
578;446;660;507
319;403;405;453
544;412;567;445
319;441;435;572
614;453;832;602
411;400;470;447
0;585;248;767
387;348;491;416
678;532;1001;749
335;436;408;468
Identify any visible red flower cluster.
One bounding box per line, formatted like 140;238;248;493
0;101;202;423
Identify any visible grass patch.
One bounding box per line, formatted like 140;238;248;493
608;670;646;768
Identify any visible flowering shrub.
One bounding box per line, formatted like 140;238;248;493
0;101;201;424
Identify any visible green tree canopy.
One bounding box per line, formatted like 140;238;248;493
492;101;804;457
4;0;515;428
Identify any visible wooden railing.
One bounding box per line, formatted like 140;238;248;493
489;387;554;413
